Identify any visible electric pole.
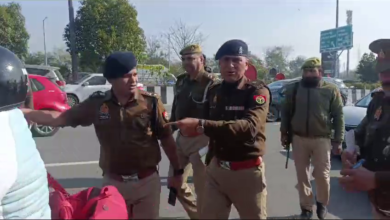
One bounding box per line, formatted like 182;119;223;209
43;17;48;66
335;0;339;78
68;0;78;81
346;10;353;77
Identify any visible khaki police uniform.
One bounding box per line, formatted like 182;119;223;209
354;39;390;219
169;44;215;219
200;76;270;219
280;57;344;218
61;89;172;219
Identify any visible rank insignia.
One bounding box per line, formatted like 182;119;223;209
374;106;382;121
163;111;169;121
98;103;110;120
254;95;266;105
379;50;386;59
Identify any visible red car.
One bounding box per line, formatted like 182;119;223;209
29;74;70;137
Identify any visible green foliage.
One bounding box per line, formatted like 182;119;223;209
345;82;381;90
0;2;29;59
288;56;306;78
63;0;146;72
24;47;72;79
264;46;292;74
355;52;377;83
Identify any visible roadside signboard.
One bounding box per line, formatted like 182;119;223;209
320;25;353;53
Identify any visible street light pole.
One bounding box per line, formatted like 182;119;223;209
334;0;339;77
68;0;78;81
43;17;48;66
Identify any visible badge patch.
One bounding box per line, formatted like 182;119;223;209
254;95;266;105
98;103;110;120
374;106;382;121
163;111;169;121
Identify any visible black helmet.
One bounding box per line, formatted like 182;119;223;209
0;46;28;112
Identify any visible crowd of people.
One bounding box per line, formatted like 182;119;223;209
0;38;389;220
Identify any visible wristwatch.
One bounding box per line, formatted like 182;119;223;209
173;169;184;176
196;119;205;134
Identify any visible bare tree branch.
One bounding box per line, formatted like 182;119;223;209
162;20;206;60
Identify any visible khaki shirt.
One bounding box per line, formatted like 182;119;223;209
170;71;215;122
62;89;172;174
204;77;271;161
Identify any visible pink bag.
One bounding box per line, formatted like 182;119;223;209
47;173;128;219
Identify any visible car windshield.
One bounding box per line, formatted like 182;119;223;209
54;70;65;81
355;93;372;108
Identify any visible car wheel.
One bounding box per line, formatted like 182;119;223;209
31;123;59;137
267;106;279;122
67;94;79;107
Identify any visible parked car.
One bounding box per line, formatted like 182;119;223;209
342;87;380;146
25;64;67;90
29;74;70;137
65;73;145;107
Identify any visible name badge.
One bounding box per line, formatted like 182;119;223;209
225;106;245;111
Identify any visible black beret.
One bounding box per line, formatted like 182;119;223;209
103;52;137;79
215;39;249;60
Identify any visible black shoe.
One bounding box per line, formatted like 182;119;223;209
316;201;328;219
300;209;313;219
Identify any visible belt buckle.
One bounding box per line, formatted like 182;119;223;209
121;174;139;182
219;161;231;170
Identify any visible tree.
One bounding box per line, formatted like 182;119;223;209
24;47;72;79
355;52;377;82
289;56;306;78
0;2;29;59
144;35;169;67
264;46;292;74
248;53;267;79
63;0;147;72
163;20;206;60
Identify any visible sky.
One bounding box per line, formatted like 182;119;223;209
5;0;390;70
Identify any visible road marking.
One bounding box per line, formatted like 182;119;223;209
45;160;99;167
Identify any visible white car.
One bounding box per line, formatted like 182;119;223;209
65;73;144;107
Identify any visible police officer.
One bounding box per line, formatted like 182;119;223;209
167;39;270;219
341;39;390;219
280;57;344;219
169;44;216;219
0;46;51;218
21;51;184;219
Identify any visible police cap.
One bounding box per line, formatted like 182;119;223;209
215;39;249;60
180;44;202;56
369;39;390;73
103;52;137;79
301;57;322;69
0;46;29;112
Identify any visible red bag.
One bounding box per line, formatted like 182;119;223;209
47;173;128;219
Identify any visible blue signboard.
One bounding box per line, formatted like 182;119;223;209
320;25;353;53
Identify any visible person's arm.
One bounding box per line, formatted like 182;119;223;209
154;96;181;170
280;86;293;135
330;88;345;143
21;98;97;128
375;172;390;190
203;86;270;141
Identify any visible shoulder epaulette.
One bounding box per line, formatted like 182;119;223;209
89;91;106;99
248;80;266;89
140;90;160;99
208;80;222;90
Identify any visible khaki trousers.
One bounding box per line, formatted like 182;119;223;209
168;133;209;219
102;172;161;219
292;135;331;210
200;158;267;219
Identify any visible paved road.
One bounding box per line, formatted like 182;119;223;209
36;106;372;219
